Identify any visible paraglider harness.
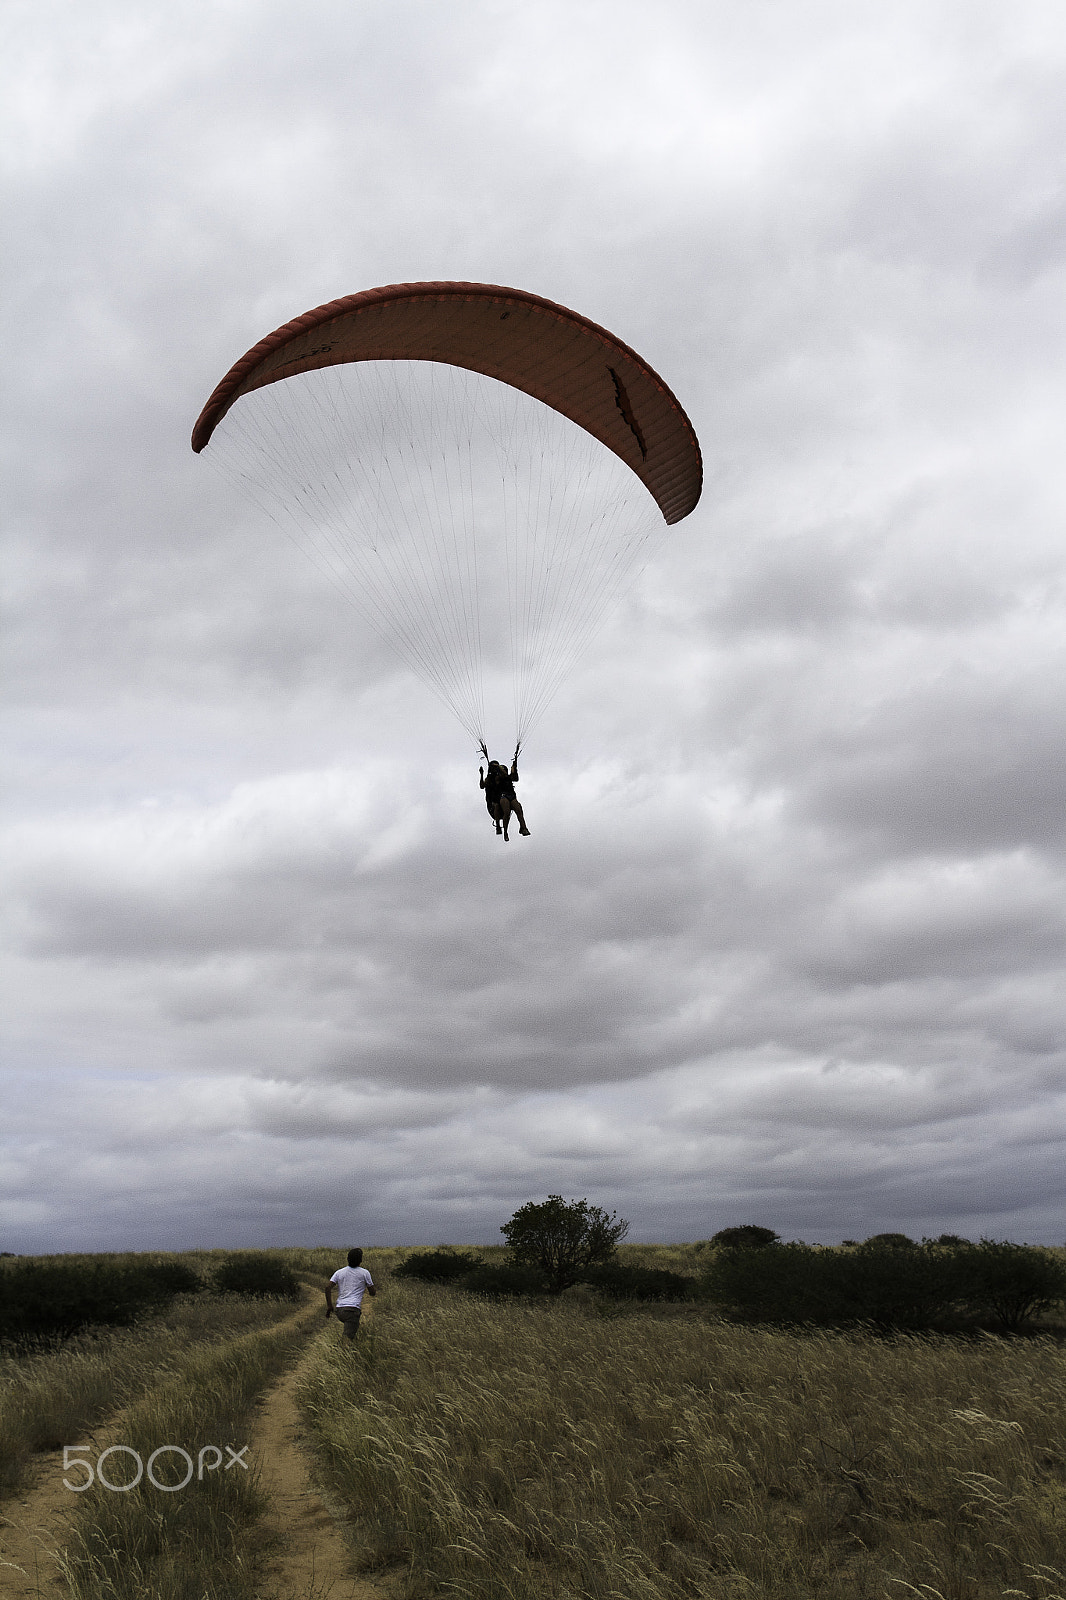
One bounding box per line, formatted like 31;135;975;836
480;741;518;800
479;741;522;836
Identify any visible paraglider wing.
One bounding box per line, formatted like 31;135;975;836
191;282;702;525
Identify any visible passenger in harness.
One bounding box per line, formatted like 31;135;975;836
479;743;531;841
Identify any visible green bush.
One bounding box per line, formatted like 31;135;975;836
211;1252;301;1300
0;1257;203;1348
580;1263;695;1301
456;1262;548;1298
133;1259;203;1299
392;1249;484;1284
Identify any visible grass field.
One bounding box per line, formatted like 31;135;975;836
3;1245;1064;1599
0;1284;299;1498
56;1301;317;1600
296;1258;1066;1600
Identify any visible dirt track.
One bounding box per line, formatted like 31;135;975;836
0;1389;139;1599
250;1302;396;1599
0;1296;397;1600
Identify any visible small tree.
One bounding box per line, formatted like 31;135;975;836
501;1196;628;1293
965;1241;1066;1331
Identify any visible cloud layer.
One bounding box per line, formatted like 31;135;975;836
3;0;1065;1250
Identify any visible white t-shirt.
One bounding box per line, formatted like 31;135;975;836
330;1265;374;1308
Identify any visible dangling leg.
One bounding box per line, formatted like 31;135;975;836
499;795;512;842
511;799;531;837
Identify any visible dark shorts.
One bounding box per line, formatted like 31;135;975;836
335;1305;362;1338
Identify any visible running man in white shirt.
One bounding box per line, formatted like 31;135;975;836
325;1247;377;1338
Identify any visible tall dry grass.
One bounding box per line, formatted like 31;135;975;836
0;1291;298;1498
297;1279;1066;1600
57;1299;319;1600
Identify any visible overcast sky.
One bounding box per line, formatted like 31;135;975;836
3;0;1065;1253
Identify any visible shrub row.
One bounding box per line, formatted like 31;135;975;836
0;1253;301;1348
0;1259;202;1347
393;1250;693;1301
392;1241;1066;1329
580;1263;694;1301
703;1239;1066;1331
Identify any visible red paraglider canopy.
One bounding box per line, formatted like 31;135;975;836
191;281;702;525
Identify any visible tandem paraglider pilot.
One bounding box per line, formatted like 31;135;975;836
479;743;531;841
325;1248;376;1339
